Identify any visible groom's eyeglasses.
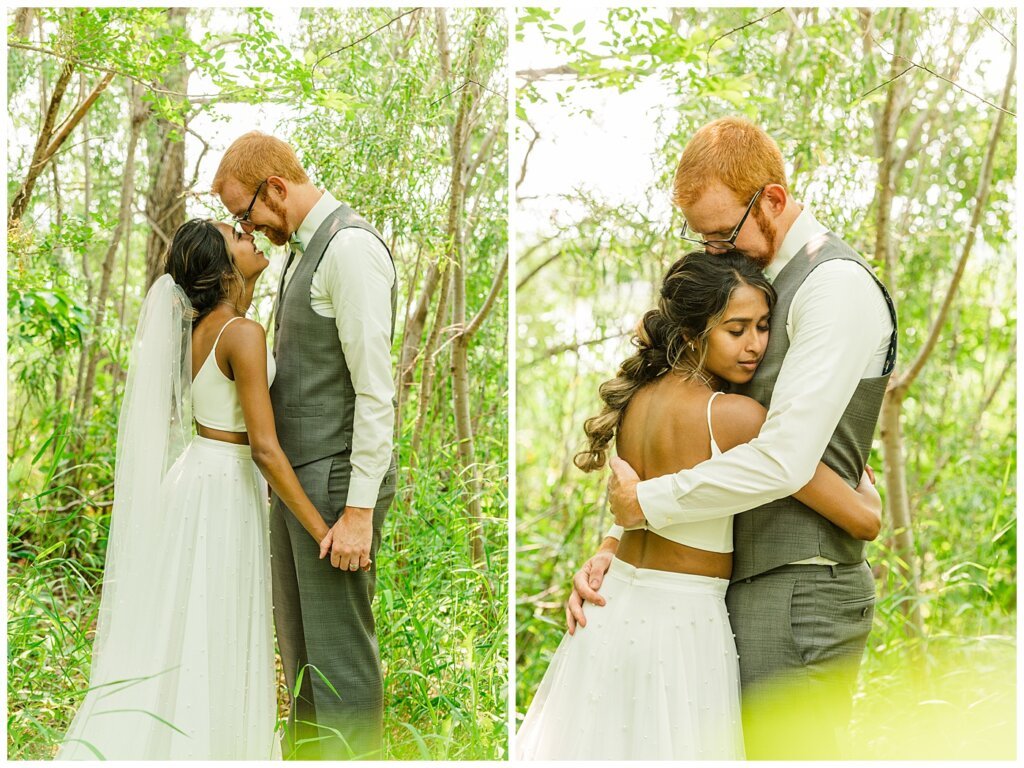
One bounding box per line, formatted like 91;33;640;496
232;179;267;235
680;187;763;252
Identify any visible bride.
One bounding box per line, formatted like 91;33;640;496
57;219;338;760
516;250;882;760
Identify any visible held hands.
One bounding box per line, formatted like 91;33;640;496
609;456;644;528
317;506;373;572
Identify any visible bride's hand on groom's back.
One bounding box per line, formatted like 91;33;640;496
565;549;614;635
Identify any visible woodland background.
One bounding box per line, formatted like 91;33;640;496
7;7;508;760
515;7;1016;759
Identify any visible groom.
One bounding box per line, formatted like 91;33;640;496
213;132;398;760
566;117;897;758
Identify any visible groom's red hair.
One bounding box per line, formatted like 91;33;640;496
212;131;310;194
672;117;788;208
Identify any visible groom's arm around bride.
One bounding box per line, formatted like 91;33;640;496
567;117;897;759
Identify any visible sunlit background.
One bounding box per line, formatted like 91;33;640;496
514;7;1016;760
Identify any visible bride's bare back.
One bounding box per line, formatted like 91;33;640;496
614;373;734;578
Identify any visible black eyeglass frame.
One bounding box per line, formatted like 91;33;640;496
232;178;268;234
679;187;764;251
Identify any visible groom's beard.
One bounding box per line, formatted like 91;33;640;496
257;195;292;247
748;208;779;269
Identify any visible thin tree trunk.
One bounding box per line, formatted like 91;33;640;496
12;7;34;40
143;8;190;287
9;60;75;227
872;8;907;286
398;7;454;390
399;259;442;385
77;82;147;429
878;390;922;635
400;111;500;388
879;44;1015;638
10;62;113;227
411;267;452;459
448;9;492;565
395;243;425;423
73;75;94;416
142;30;188;283
410;7;476;458
111;202;134;409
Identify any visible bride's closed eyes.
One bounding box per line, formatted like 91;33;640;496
727;323;770;337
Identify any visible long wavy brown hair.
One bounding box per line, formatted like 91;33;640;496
574;250;775;472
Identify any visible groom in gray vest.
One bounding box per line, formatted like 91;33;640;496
214;132;398;760
566;117;897;759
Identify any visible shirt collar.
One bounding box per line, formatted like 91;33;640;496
295;190;340;252
765;206;828;282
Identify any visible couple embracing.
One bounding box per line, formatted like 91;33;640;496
517;117;897;760
57;133;396;760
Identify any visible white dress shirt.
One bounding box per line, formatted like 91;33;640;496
282;191;396;509
607;208;893;545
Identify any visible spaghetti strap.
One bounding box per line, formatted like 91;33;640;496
706;391;724;453
211;315;243;351
193;316;243;383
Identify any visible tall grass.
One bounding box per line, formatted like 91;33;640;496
8;413;508;760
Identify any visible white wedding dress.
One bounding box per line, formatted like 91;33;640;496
57;278;281;760
516;392;744;760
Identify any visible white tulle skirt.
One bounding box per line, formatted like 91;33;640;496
516;557;744;760
57;437;280;760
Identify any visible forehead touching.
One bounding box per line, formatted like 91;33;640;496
217;176;251;213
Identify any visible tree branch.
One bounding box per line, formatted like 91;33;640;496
527;330;632;365
463;252;508;339
856;31;1017;116
974;9;1015;49
515;64;578;82
855;64;914;102
706;8;785;75
8;41;253;103
311;7;421;75
41;71;115;165
893;45;1016;393
517;119;540;193
9;59;74;226
185;125;210;190
517;249;568;292
428;79;503;108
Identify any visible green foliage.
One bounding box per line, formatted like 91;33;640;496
8;7;507;760
515;6;1016;754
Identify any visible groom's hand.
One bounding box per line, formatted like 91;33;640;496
609;456;644;528
328;506;373;572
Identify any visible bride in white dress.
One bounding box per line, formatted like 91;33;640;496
57;219;338;760
516;250;883;760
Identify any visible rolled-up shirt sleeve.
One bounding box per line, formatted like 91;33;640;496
317;229;396;508
636;260;890;529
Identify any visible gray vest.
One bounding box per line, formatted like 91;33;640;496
270;203;397;468
731;232;898;581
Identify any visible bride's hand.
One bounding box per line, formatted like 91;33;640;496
566;549;614;635
318;527;334;560
855;468;882;519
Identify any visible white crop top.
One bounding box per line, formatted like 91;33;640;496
193;317;277;433
612;391;733;553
